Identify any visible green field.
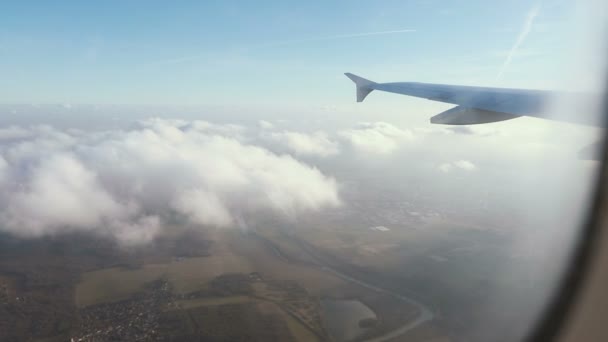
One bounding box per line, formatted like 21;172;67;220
173;295;252;309
76;250;254;307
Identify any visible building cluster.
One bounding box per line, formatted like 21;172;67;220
71;280;171;342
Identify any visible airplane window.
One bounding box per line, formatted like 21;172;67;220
0;1;606;341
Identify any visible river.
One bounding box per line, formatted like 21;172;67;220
253;231;435;341
318;266;435;342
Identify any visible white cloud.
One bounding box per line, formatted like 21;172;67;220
0;155;7;186
438;163;453;173
0;125;35;140
258;120;274;129
339;122;414;155
443;126;503;137
109;216;161;247
187;120;246;137
268;131;339;157
172;189;233;227
0;119;341;244
454;160;477;171
3;153;129;237
438;160;478;173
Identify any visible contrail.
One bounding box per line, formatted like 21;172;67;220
145;29;416;67
275;28;417;43
250;29;416;49
496;5;541;80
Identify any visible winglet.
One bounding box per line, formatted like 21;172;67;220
345;73;376;102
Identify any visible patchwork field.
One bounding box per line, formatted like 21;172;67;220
76;254;255;307
70;226;433;341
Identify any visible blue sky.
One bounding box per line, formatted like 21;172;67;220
0;1;580;105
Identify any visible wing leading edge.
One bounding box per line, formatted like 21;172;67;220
345;73;602;127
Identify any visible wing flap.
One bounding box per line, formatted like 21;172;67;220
430;106;520;125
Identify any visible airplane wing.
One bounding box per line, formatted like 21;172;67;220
345;73;603;127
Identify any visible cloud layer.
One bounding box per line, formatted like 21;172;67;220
267;130;339;157
339;122;414;155
0;119;340;244
438;160;478;173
